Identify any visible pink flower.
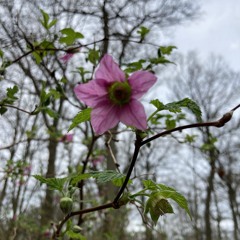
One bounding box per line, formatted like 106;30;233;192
60;53;74;63
60;48;80;63
92;155;105;167
74;54;157;134
60;134;73;142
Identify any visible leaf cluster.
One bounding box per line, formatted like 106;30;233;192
0;85;19;115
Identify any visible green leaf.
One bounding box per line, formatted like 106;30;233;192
44;107;59;119
68;108;92;132
48;19;58;29
0;106;7;115
142;180;191;221
158;190;191;219
40;9;57;30
137;26;150;41
150;98;202;122
149;56;174;65
165;118;176;130
66;230;86;240
33;175;67;192
60;28;75;36
60;28;84;45
87;170;127;184
71;170;130;186
40;9;50;28
145;193;174;225
124;59;146;73
32;51;42;64
88;49;100;65
0;49;3;58
69;173;93;186
142;179;159;191
159;46;177;55
7;85;18;99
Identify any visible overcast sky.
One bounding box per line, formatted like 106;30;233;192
173;0;240;71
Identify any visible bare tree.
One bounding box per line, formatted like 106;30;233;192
168;52;240;240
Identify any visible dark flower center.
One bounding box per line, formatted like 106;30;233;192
108;81;132;106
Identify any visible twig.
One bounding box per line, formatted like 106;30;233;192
105;131;120;170
141;109;236;146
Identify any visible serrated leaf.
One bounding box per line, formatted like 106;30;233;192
145;193;174;225
137;26;150;40
60;28;84;45
158;190;191;219
142;179;159;191
88;170;126;184
70;170;130;186
7;85;18;99
68;108;92;132
33;175;67;192
70;173;92;185
149;56;174;65
66;230;86;240
159;46;177;55
150;98;202;122
174;98;202;122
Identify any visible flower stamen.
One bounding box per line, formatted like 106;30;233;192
108;81;132;106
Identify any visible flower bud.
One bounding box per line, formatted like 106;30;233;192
60;197;73;214
72;225;82;233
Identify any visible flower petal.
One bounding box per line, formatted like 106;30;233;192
95;54;125;82
60;53;74;63
91;101;120;134
74;79;108;107
128;71;157;99
119;99;147;130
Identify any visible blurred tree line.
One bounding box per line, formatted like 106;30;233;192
0;0;239;239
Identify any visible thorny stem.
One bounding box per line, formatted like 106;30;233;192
53;105;239;238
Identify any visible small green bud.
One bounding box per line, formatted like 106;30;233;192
72;225;82;233
60;197;73;214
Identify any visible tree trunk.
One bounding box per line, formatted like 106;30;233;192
41;139;58;226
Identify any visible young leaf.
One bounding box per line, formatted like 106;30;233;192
68;108;92;132
40;9;50;29
88;170;127;184
159;46;177;55
88;49;100;65
60;28;84;45
66;230;86;240
0;106;7;115
40;9;57;30
145;193;174;225
150;98;202;122
137;26;150;41
33;175;67;192
158;190;192;219
0;49;3;58
7;85;18;100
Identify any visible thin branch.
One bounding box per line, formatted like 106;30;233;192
141;108;237;146
1;104;36;115
113;133;143;204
